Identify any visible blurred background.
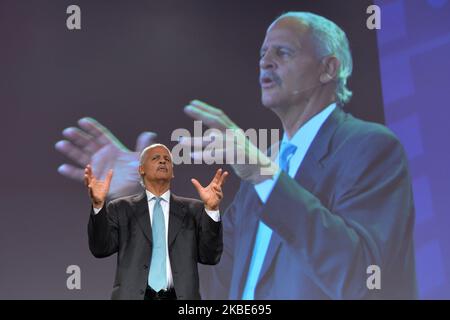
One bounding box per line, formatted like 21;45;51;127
0;0;448;299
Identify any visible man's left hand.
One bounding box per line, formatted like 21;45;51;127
191;168;229;211
182;100;279;184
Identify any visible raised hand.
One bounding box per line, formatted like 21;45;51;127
182;100;279;184
84;164;113;209
191;169;229;211
55;117;157;198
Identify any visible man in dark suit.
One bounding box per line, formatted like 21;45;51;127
57;11;417;299
190;106;416;299
182;12;417;299
85;143;228;300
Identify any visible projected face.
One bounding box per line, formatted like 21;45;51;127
139;146;174;186
259;17;322;110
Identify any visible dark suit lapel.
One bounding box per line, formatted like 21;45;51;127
255;107;346;290
133;191;152;244
233;186;261;296
168;194;186;248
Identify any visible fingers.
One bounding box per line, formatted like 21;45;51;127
84;164;94;186
56;118;130;183
186;100;239;131
104;169;114;190
57;164;84;182
55;140;91;167
184;99;230;130
212;185;223;200
211;168;222;184
58;118;121;160
62;126;104;155
190;178;204;194
62;127;93;148
78;117;127;149
189;100;222;116
184;105;225;130
135;132;158;152
219;170;229;186
211;168;229;187
78;117;110;138
84;166;91;187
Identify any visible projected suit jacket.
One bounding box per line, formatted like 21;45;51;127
88;193;223;300
200;107;417;299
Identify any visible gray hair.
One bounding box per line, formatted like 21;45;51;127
274;12;353;105
139;143;173;187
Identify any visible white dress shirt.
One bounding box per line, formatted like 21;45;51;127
93;189;220;290
255;103;337;203
241;103;336;299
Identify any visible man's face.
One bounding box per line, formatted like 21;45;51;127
259;18;322;110
139;146;174;185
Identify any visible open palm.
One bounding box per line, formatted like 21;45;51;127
84;164;113;208
191;169;229;211
56;117;157;199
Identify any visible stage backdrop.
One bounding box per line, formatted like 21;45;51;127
0;0;448;299
376;0;450;299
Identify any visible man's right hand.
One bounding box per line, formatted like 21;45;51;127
182;100;279;184
84;164;113;209
55;117;157;199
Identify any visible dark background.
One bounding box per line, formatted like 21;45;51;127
1;0;386;299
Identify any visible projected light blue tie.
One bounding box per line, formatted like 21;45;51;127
242;142;297;300
148;197;167;292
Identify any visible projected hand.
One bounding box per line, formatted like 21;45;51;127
55;117;157;198
182;100;279;184
191;168;229;211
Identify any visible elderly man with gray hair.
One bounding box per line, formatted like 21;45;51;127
85;143;228;300
57;11;417;299
183;11;416;300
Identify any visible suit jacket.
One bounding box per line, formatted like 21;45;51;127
88;192;223;300
200;107;417;299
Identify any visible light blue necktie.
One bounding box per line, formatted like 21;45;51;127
242;142;297;299
148;197;167;292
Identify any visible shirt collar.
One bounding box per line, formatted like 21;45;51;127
282;102;337;146
145;189;171;203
